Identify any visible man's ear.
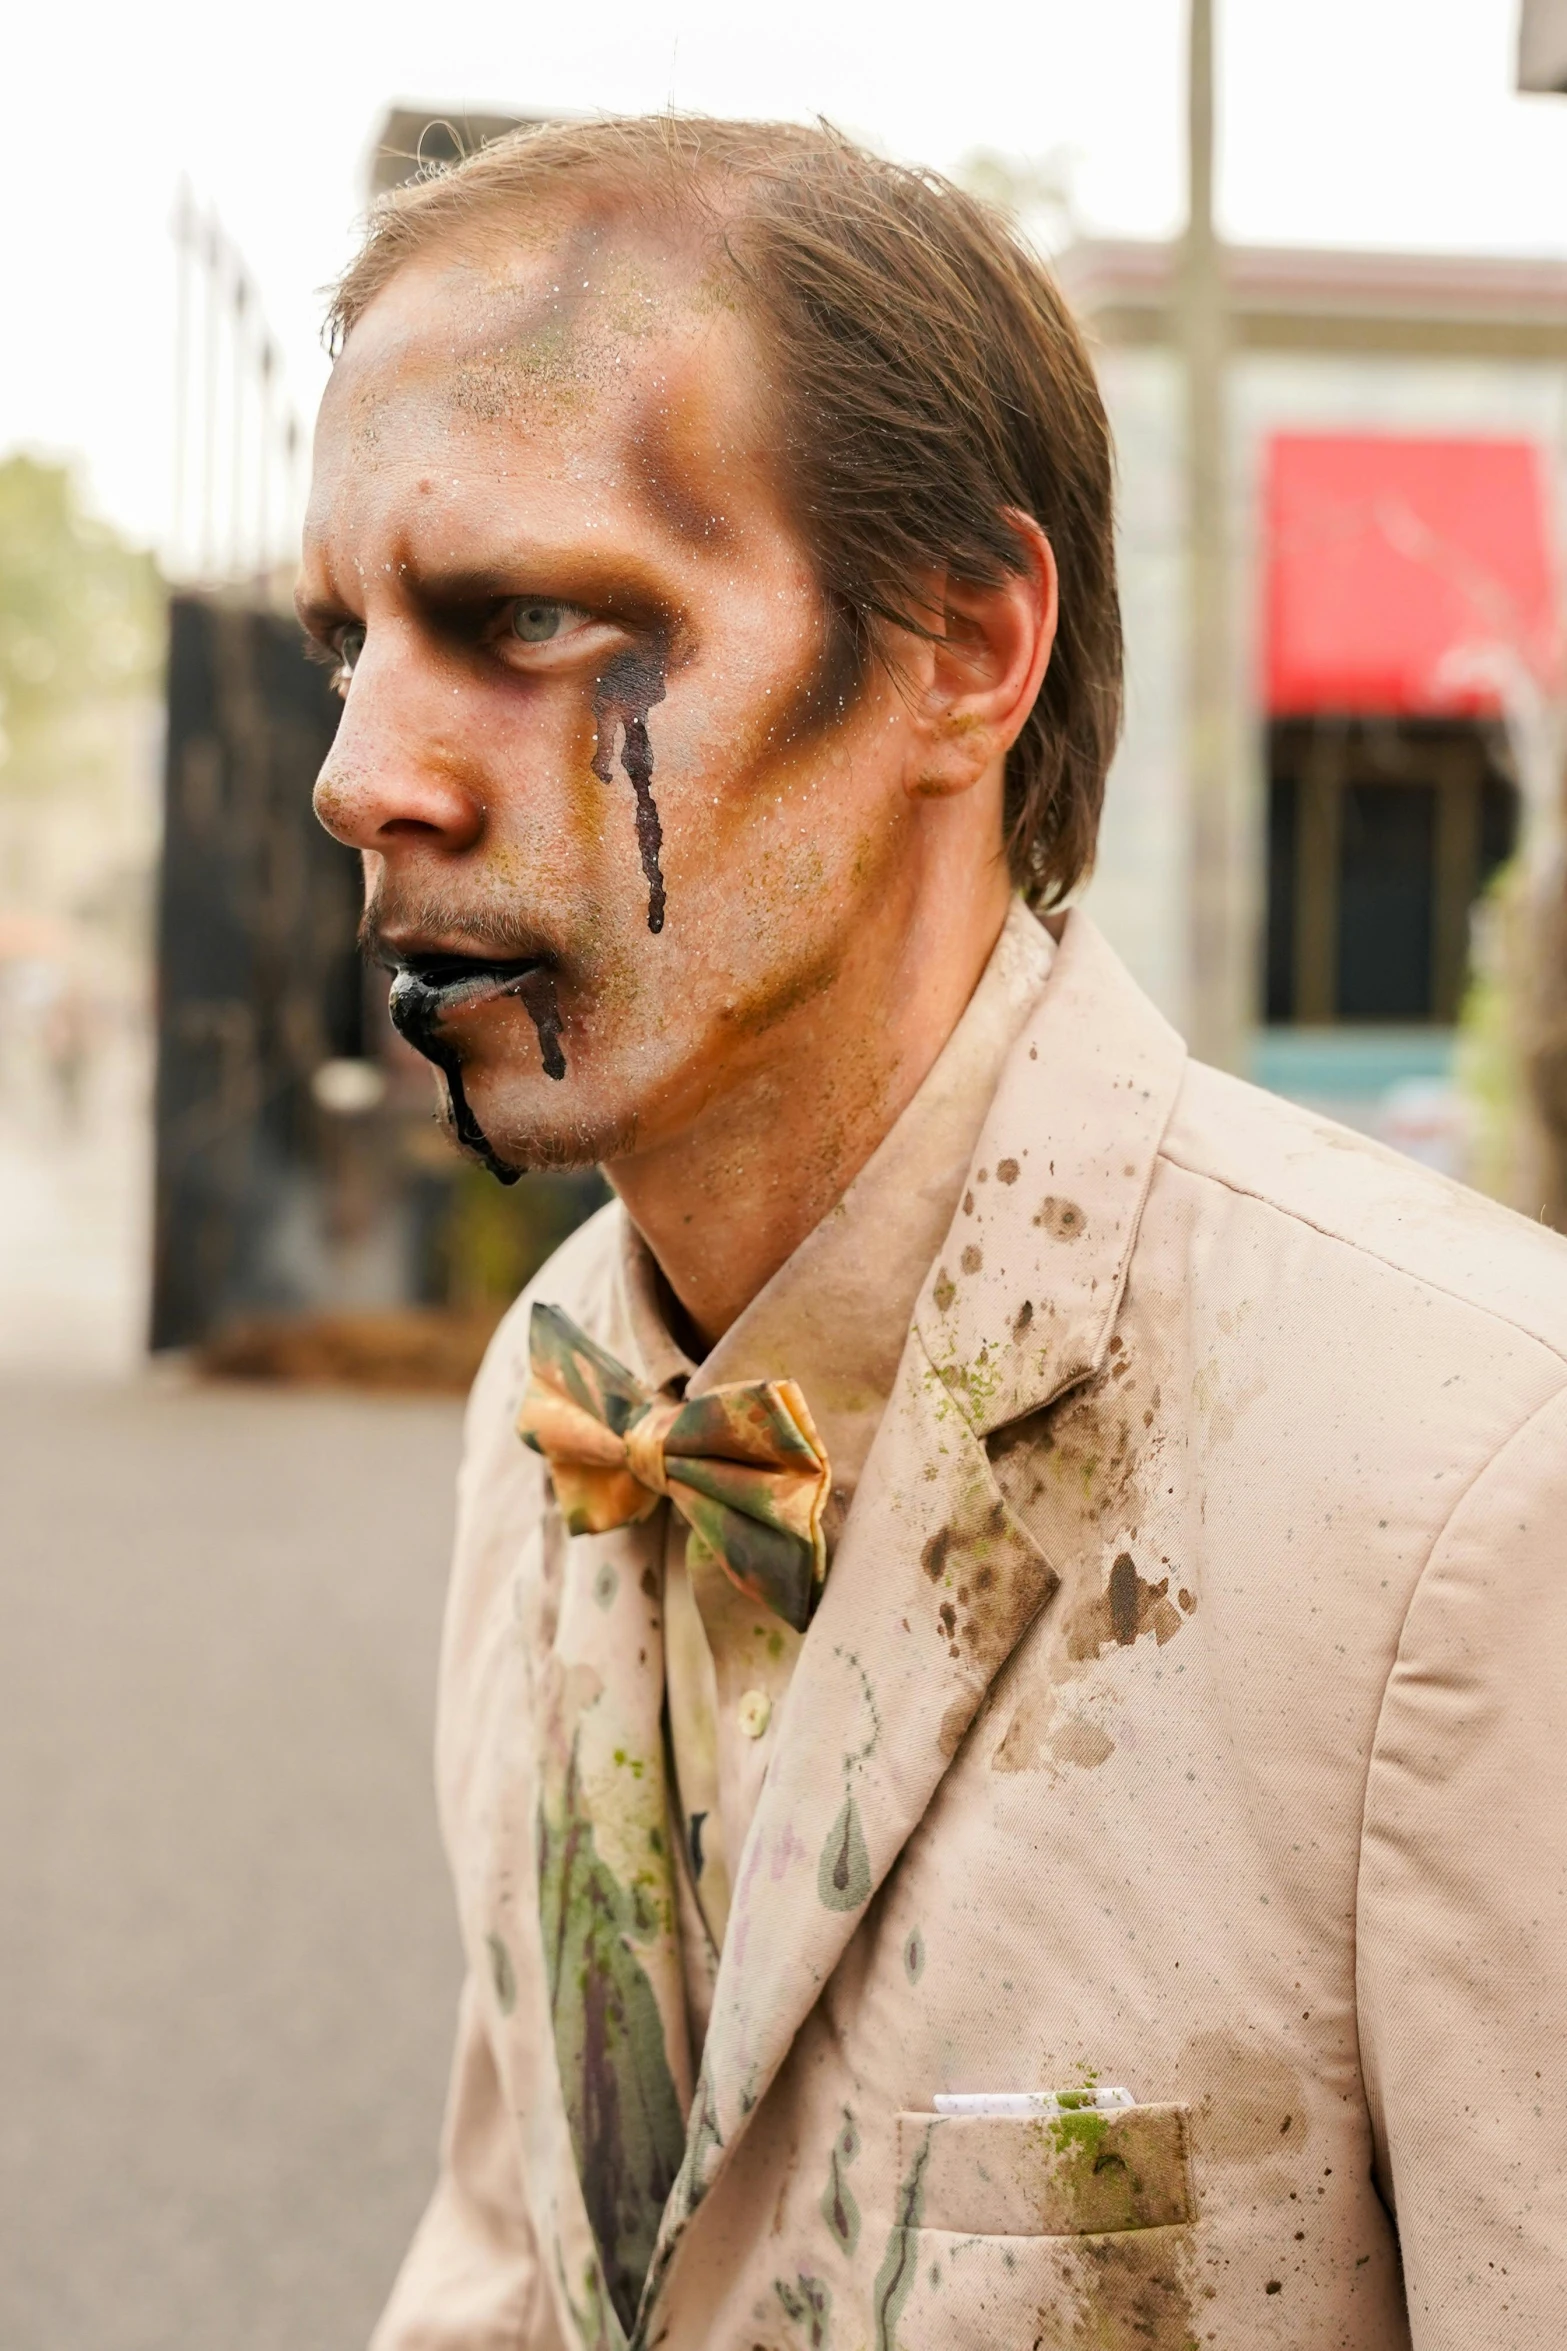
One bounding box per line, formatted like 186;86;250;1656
901;512;1058;801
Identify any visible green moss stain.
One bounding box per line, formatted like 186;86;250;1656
553;2243;618;2351
1049;2105;1112;2160
820;2109;862;2253
486;1930;517;2016
683;2060;724;2203
624;2062;727;2345
872;2130;931;2351
818;1791;872;1911
537;1748;685;2338
776;2271;832;2346
930;1346;1005;1426
1041;2104;1195;2241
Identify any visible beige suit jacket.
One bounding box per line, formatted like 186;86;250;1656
375;910;1567;2351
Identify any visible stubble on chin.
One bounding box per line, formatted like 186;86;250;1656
460;1081;641;1177
447;1001;649;1176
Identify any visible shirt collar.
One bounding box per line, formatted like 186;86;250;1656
618;897;1055;1508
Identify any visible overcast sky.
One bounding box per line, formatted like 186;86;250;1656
7;0;1567;552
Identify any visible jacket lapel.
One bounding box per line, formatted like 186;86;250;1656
633;912;1188;2331
536;1511;692;2347
919;909;1189;1438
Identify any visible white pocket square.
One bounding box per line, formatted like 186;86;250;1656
933;2085;1136;2118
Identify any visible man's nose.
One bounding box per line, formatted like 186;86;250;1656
312;660;485;857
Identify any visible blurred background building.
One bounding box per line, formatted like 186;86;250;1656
154;107;605;1381
0;108;602;1385
1071;232;1567;1176
7;61;1567;1387
12;89;1567;1380
149;93;1567;1381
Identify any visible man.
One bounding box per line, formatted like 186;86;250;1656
302;116;1567;2351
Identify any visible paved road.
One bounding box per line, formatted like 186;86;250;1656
0;1373;468;2351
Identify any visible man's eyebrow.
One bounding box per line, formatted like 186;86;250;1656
295;593;349;640
293;547;683;640
405;552;675;616
405;563;543;609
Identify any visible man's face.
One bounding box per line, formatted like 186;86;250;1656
301;222;927;1176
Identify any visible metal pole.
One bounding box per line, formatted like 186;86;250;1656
231;269;250;581
172;180;193;576
1181;0;1245;1068
256;338;276;589
284;412;303;573
200;213;223;581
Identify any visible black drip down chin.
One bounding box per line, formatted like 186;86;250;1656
387;958;571;1184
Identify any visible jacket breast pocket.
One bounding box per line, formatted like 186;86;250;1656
881;2109;1198;2351
897;2102;1196;2237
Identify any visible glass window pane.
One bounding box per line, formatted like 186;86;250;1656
1335;782;1435;1021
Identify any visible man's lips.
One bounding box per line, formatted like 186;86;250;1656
387;952;547;1030
381;948;566;1177
380;954;539;1184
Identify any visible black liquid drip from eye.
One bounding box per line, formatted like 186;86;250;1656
592;648;669;933
387;964;567;1185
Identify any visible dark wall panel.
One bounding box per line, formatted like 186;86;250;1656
151;596;354;1348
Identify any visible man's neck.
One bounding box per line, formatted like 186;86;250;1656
605;861;1013;1350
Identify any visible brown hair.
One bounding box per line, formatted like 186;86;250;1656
329;117;1120;906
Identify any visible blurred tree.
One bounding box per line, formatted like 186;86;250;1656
957;148;1077;252
1455;664;1567;1227
0;455;162;799
0;456;164;963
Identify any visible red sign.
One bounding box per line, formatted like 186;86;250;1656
1263;433;1560;716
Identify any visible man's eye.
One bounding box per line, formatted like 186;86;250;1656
326;625;366;699
509;600;583;645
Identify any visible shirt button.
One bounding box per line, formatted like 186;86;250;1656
737;1689;772;1739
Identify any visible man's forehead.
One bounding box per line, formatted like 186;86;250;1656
317;225;765;512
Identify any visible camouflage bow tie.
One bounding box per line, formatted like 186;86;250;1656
517;1301;832;1634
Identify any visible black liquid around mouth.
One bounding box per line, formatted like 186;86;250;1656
592;648;669;932
387;957;566;1186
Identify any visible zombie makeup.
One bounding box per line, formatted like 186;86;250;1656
592;643;669;933
384;636;671;1178
388;954;567;1183
307;230;903;1207
523;966;567;1082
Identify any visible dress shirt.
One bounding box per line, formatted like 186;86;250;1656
616;897;1054;2042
